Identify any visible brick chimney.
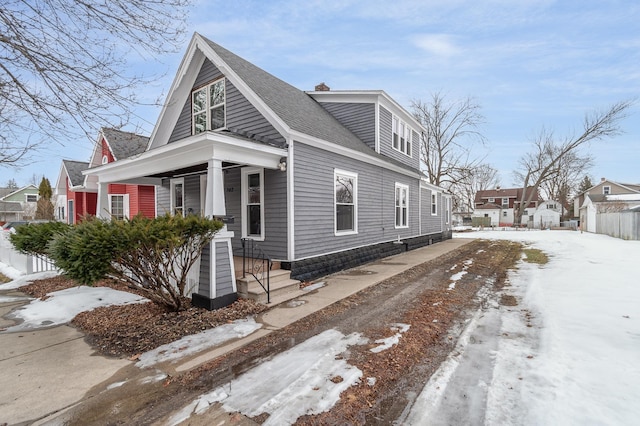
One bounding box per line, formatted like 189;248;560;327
315;82;330;91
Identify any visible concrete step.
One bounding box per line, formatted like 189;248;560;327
236;269;301;304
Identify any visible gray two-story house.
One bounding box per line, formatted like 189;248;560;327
85;33;452;309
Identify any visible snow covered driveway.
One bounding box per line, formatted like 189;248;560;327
411;230;640;425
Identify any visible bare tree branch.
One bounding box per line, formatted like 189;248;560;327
0;0;191;168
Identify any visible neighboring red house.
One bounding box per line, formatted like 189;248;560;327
54;128;155;224
472;186;542;226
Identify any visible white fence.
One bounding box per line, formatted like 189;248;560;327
0;233;57;274
596;211;640;241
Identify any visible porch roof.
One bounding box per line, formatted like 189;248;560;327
83;131;287;184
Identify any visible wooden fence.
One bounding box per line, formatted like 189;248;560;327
596;210;640;240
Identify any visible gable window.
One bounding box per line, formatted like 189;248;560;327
170;178;185;217
431;192;438;215
242;168;264;240
335;170;357;234
502;197;509;208
392;115;412;156
25;194;38;202
109;194;129;220
603;186;611;195
192;78;225;134
488;197;495;203
395;183;409;228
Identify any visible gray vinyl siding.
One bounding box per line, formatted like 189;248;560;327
156;176;201;215
224;167;288;260
379;106;420;170
215;241;233;296
198;244;211;298
168;59;285;145
421;187;442;234
156;181;170;215
293;142;421;260
319;102;376;151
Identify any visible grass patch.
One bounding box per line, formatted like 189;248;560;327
0;273;10;284
523;248;549;265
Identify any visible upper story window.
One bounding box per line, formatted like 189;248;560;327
488;197;495;203
335;170;357;235
25;194;38;202
603;186;611;195
192;78;225;134
501;197;509;208
392;115;412;156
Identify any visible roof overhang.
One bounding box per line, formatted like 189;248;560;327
84;131;287;184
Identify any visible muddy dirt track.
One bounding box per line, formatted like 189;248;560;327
64;239;522;425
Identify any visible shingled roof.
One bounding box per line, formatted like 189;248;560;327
62;160;90;187
202;36;418;173
102;128;149;160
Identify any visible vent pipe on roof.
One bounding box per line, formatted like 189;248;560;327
315;82;330;91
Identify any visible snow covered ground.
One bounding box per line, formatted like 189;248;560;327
413;229;640;425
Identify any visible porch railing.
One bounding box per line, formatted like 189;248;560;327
241;238;272;303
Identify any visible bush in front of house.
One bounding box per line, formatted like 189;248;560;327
9;221;71;256
48;214;223;311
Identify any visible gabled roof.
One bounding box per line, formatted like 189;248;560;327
62;160;90;188
0;184;38;201
475;187;541;203
582;179;640;195
202;37;378;158
101;128;149;161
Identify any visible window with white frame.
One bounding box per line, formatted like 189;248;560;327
603;186;611;195
109;194;129;220
503;211;507;217
431;192;438;215
392;115;412;156
25;194;38;202
242;168;264;239
335;170;357;234
395;183;409;228
501;197;509;208
192;78;225;134
170;178;185;217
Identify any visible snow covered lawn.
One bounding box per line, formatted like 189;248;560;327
422;229;640;425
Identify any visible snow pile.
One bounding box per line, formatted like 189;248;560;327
169;329;366;426
136;318;262;368
448;258;473;290
0;261;24;280
3;286;147;332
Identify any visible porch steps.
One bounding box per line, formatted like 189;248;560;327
236;268;302;305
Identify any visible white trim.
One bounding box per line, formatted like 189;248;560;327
374;103;380;153
67;199;74;224
192;77;226;135
394;183;409;228
200;174;207;216
170;178;185;217
334;169;358;236
108;193;130;220
287;139;295;260
391;114;412;157
241;167;265;241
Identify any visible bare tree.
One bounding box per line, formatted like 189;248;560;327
513;100;634;225
411;92;487;188
0;0;190;168
453;164;500;213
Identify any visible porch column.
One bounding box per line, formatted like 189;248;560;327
95;182;109;219
193;158;238;310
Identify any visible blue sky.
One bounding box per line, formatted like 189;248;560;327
3;0;639;188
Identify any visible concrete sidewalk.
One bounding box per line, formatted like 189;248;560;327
0;238;472;425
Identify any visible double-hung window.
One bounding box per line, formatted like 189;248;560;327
109;194;129;220
25;194;38;202
392;115;412;156
431;192;438;215
192;78;225;134
335;170;357;234
501;197;509;208
395;183;409;228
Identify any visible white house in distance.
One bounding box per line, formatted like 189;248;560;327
575;178;640;233
472;187;542;227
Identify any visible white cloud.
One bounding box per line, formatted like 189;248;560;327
412;34;461;57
